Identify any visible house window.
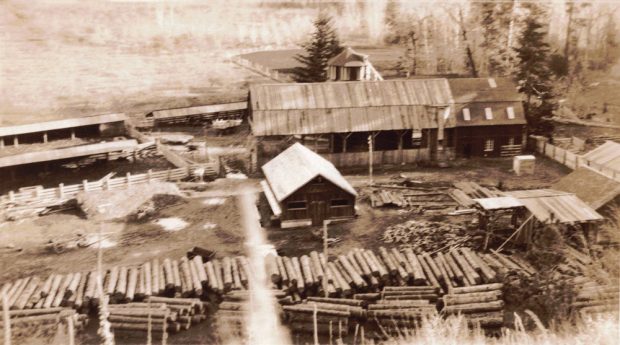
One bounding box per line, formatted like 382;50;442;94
506;107;515;119
484;139;495;152
508;137;515;146
287;201;307;210
330;199;350;207
412;129;422;147
484;108;493;120
462;108;471;121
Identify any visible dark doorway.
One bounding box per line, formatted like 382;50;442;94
309;200;327;226
464;142;472;158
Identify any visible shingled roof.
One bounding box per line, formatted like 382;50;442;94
552;166;620;209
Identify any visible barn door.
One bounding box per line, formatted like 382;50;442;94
310;201;327;226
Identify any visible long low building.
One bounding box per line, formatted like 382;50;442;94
0;139;138;169
249;78;526;168
0;113;127;148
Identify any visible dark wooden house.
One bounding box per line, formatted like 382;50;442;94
261;143;357;228
447;78;527;157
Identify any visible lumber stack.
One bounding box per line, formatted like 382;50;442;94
441;283;504;328
381;220;473;251
107;298;206;334
282;298;362;335
0;307;87;339
571;280;619;316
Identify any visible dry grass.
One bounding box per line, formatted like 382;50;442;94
379;312;619;345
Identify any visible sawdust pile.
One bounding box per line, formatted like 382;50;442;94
77;182;182;221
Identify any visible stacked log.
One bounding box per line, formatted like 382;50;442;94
441;283;504;328
571;280;619;316
108;298;206;334
0;308;87;339
282;300;359;335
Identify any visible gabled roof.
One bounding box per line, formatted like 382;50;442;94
250;79;453;136
0;113;126;138
582;141;620;172
506;189;604;224
448;78;526;126
552;166;620;209
328;47;368;67
262;143;357;202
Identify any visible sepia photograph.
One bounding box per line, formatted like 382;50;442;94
0;0;618;344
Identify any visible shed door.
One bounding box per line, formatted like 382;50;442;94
309;200;327;226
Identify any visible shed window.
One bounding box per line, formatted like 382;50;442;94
506;107;515;119
484;139;494;152
462;108;471;121
411;129;422;147
330;199;350;207
484;107;493;120
287;201;307;210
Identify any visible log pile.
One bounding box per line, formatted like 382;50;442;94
369;185;457;212
0;307;87;339
107;298;206;334
366;286;438;332
381;220;475;251
571;279;619;316
282;298;362;335
0;254;252;316
441;283;504;328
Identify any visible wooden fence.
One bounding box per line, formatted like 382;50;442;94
0;166;199;207
530;135;620;181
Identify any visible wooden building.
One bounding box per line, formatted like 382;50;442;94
250;79;456;168
327;47;382;81
447;78;526;157
0;113;126;149
261;143;357;228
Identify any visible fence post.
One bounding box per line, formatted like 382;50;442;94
9;191;14;202
58;183;64;199
167;169;171;181
126;172;131;187
83;180;88;192
35;186;42;199
148;169;153;182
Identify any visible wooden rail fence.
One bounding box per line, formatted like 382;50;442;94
0;166;208;207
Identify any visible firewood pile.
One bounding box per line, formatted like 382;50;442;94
571;278;619;316
381;220;477;252
107;297;206;334
0;307;87;339
442;283;504;327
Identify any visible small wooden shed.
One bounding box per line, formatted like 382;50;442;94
261;143;357;228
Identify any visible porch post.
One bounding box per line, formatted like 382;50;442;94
398;130;406;164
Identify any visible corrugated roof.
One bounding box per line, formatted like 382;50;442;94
506;189;604;224
0;113;126;138
250;79;453;136
552;166;620;209
151;102;247;119
582;141;620;172
262;143;357;202
328;47;368;67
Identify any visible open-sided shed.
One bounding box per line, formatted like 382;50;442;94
261;143;357;228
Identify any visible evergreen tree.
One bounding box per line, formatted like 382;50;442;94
291;13;343;83
514;17;556;136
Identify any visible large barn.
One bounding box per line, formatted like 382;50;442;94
261;143;357;228
249;78;526;167
250;79;456;168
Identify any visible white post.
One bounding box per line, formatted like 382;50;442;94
43;132;48;143
126;172;131;187
82;180;88;192
13;136;18;148
147;169;153;182
323;220;329;298
368;134;373;185
9;191;14;202
58;183;64;199
2;290;10;345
